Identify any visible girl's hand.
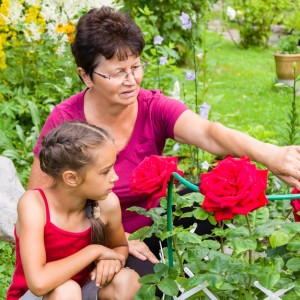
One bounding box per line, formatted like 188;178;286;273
125;233;159;264
91;260;122;287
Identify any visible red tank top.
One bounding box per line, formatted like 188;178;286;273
7;189;93;300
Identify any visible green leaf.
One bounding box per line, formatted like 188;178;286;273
157;277;179;296
192;207;209;220
287;235;300;251
154;263;169;276
128;226;154;241
208;255;230;274
138;273;160;284
270;231;290;248
135;284;156;299
256;268;280;289
177;231;203;243
231;237;257;254
282;223;300;234
286;258;300;272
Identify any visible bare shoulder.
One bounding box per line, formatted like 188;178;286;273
97;192;120;214
18;189;44;211
17;189;46;228
97;192;121;225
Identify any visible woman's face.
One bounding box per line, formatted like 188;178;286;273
89;55;144;107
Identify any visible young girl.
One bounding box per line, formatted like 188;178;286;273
7;121;140;300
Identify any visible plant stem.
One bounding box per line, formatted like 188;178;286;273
245;214;252;265
173;236;184;276
284;208;293;220
220;221;224;253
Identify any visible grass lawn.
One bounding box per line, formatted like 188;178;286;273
206;31;292;145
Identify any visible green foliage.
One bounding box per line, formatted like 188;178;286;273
224;0;291;48
276;34;300;54
130;192;300;299
0;241;15;299
0;25;82;186
118;0;218;59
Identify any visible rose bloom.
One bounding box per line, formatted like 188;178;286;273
130;155;183;210
291;187;300;221
199;156;268;222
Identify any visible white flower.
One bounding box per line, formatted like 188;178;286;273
24;23;42;42
172;80;181;99
227;6;236;21
201;161;210;171
197;52;204;60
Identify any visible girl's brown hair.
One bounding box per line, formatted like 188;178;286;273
39;121;113;245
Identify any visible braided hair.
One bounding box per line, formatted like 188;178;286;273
39;121;112;245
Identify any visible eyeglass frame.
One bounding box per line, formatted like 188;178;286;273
93;59;149;81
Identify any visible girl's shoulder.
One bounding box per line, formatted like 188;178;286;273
17;190;46;221
97;192;121;224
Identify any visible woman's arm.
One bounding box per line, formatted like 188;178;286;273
18;191;123;296
27;157;53;190
174;110;300;188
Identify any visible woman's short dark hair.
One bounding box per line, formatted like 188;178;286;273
71;6;145;78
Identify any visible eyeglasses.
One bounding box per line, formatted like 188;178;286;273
93;60;149;83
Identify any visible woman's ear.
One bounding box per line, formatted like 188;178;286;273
78;67;93;88
62;170;82;187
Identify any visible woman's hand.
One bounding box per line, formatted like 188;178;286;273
264;145;300;189
91;259;122;287
125;233;159;264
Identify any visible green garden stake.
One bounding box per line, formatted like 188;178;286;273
166;172;300;269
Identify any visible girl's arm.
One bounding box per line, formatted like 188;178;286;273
174;110;300;188
17;191;123;296
98;192;128;264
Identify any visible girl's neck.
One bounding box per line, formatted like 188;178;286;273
43;186;90;232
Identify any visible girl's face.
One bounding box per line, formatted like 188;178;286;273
79;141;118;200
89;55;144;107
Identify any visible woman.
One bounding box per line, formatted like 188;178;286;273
28;6;300;273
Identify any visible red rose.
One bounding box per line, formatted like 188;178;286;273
199;156;268;222
130;155;183;210
291;187;300;221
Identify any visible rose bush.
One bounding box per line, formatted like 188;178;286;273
129;156;300;299
199;156;269;221
130;155;183;210
291;187;300;221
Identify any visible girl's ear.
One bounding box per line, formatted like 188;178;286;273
78;67;93;88
62;170;82;187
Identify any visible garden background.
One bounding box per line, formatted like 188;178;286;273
1;0;300;299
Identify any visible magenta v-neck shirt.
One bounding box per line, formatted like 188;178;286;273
34;88;189;232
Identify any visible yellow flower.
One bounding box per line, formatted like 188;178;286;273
25;5;46;33
0;0;10;30
56;21;75;44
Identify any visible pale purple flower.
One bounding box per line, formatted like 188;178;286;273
227;6;236;21
199;102;211;119
180;12;192;30
173;143;181;152
154;35;164;45
185;71;195;81
159;56;168;65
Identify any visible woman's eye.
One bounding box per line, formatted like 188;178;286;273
112;71;126;78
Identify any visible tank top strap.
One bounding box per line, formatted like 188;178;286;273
33;188;50;223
